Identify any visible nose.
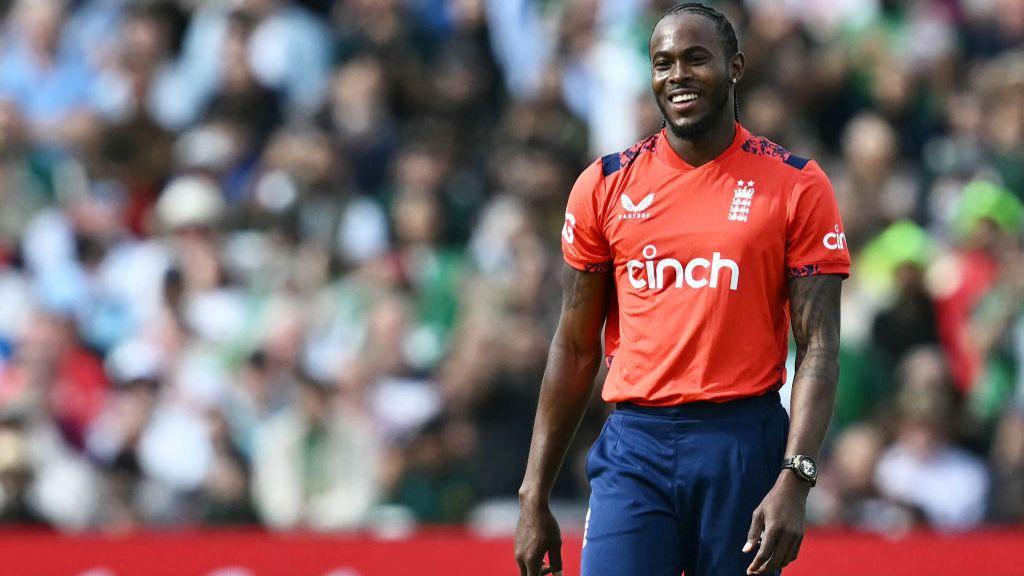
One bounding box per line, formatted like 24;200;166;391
666;61;689;86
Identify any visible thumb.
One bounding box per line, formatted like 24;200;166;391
743;508;765;553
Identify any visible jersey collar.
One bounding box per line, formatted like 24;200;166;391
655;122;748;171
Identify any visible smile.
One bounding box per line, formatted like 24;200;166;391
669;93;699;103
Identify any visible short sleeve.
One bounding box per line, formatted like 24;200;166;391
562;160;611;270
785;161;851;279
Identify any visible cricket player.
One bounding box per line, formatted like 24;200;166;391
514;3;849;575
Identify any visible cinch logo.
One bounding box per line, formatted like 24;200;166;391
619;193;654;220
626;244;739;291
822;225;846;250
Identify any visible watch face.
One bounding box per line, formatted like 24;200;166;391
798;458;817;478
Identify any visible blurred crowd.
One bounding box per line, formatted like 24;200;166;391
0;0;1021;536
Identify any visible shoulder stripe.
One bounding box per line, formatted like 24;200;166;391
601;134;659;177
601;153;622;176
741;134;811;171
784;154;809;170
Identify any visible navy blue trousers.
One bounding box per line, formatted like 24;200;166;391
581;392;788;576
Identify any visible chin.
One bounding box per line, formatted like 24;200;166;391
668;115;714;140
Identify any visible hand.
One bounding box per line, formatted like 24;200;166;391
515;500;563;576
743;472;810;574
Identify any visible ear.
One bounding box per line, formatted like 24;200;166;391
729;52;746;84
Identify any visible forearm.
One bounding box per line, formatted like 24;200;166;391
518;335;602;505
785;345;838;462
780;273;843;490
746;319;840;574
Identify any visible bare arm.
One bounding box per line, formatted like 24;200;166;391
515;262;612;576
784;273;843;465
747;273;842;574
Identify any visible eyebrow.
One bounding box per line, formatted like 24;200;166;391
651;45;714;60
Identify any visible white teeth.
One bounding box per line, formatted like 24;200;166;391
670;93;698;103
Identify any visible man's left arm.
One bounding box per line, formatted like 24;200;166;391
745;273;842;575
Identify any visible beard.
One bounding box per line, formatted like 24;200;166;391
658;76;732;140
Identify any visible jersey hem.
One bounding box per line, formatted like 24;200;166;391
563;254;612;273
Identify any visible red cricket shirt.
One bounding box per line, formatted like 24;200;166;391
562;124;850;405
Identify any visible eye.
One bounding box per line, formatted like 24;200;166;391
688;55;709;65
654;60;672;71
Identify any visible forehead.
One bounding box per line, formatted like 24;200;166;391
649;13;723;58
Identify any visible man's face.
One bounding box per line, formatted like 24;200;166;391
649;14;738;140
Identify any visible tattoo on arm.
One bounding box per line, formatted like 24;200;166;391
785;272;843;463
562;264;611;311
789;274;842;379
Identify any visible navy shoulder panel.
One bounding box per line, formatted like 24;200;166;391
740;134;811;171
784;154;810;170
601;134;659;177
601;153;621;176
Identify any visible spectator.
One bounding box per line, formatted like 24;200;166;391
386;416;475;524
0;0;97;152
251;371;379;531
874;347;990;531
177;0;331;120
932;182;1023;392
811;422;913;534
869;221;940;370
990;407;1024;523
0;416;42;525
0;102;52;259
833;113;919;250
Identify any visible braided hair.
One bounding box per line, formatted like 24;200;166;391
653;2;741;121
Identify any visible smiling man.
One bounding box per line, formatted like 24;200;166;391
514;3;850;576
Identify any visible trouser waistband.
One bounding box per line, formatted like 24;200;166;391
615;390;781;420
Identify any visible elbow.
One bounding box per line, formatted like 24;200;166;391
550;333;604;370
793;344;840;385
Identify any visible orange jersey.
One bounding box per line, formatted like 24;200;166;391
561;124;850;405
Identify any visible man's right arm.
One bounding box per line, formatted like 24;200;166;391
515;262;612;576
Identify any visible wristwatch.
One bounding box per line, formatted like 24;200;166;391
782;455;818;486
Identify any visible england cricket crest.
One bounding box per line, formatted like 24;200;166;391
729;180;755;222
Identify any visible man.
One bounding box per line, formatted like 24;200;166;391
514;4;849;576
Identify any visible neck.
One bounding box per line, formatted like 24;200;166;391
665;113;737;167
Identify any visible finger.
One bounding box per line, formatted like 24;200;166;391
783;534;803;567
755;532;789;573
763;532;794;572
518;553;533;576
774;532;798;569
521;548;541;576
746;530;776;574
548;542;563;573
743;509;765;553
